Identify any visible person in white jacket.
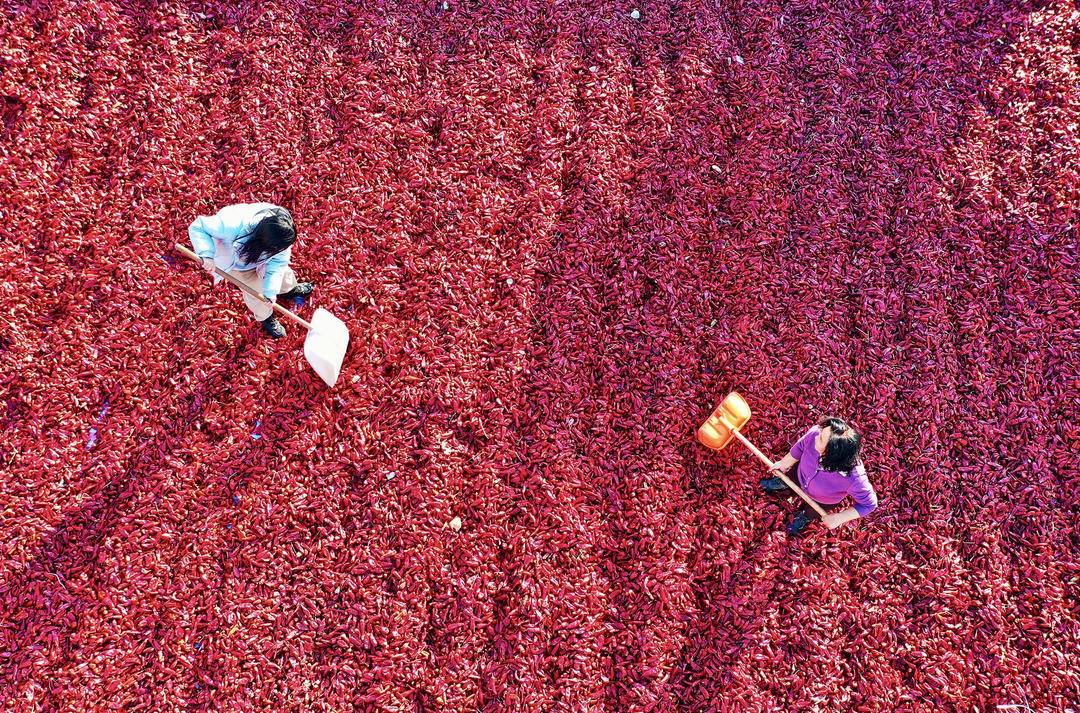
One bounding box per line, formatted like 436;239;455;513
188;203;313;338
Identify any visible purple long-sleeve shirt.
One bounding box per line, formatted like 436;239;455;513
790;426;878;517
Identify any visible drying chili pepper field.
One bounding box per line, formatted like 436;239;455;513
1;0;1078;710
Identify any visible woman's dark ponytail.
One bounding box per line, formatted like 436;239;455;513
817;416;862;473
239;208;295;264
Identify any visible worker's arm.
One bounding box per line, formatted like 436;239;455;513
188;213;226;259
769;453;798;473
823;507;861;529
824;466;878;529
261;248;292;300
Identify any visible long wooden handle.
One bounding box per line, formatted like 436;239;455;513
175;243;312;330
729;427;830;520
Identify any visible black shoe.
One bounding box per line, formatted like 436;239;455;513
279;282;314;300
760;477;790;493
261;315;286;339
787;509;815;537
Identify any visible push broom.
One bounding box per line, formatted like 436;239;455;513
697;391;828;519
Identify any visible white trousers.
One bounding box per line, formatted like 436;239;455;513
229;267;297;321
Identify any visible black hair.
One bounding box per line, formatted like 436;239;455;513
817;416;861;473
238;208;295;265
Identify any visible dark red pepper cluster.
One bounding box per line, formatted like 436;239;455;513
0;0;1077;710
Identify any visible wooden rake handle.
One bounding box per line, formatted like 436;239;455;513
728;427;830;520
175;243;312;330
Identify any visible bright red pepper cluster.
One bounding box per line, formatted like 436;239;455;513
1;0;1077;710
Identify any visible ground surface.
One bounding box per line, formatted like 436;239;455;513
1;0;1078;710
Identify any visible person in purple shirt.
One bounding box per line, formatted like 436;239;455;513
760;417;878;536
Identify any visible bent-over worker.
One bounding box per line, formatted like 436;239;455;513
188;203;314;339
761;417;878;536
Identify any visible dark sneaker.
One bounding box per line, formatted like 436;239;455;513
279;282;314;300
261;315;286;339
787;509;816;537
760;477;790;493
